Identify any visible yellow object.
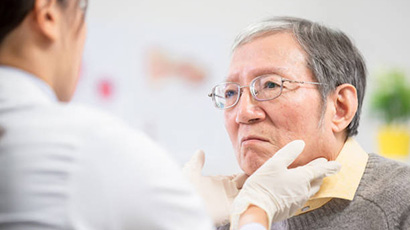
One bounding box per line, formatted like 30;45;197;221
294;138;369;216
378;125;410;160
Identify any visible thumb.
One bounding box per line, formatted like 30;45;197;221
183;150;206;176
232;173;249;189
322;161;341;177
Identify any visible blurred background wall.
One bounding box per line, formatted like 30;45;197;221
73;0;410;174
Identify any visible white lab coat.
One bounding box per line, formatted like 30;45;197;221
0;66;213;230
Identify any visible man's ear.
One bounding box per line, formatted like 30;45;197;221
330;84;358;134
32;0;61;41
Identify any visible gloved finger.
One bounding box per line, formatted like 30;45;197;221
305;157;328;166
182;150;205;175
271;140;305;167
305;161;341;181
322;161;341;177
308;177;324;197
301;158;328;182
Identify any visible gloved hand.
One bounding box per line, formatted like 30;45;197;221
183;150;248;226
230;140;341;230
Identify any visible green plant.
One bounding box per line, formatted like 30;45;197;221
371;69;410;124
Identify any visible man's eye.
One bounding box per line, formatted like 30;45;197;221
225;90;237;98
264;81;280;89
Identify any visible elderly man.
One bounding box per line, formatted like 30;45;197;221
206;17;410;230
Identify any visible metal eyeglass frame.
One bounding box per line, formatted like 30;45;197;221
79;0;88;12
208;74;325;110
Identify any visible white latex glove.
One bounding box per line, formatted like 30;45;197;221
230;140;341;230
183;150;248;226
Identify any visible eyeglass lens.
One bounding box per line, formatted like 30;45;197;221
212;75;283;109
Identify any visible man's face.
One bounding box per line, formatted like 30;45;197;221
224;32;330;175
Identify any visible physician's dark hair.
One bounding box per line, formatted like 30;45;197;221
233;16;367;137
0;0;71;44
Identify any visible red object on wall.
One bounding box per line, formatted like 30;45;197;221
97;78;114;100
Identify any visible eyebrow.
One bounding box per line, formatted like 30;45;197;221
226;67;289;82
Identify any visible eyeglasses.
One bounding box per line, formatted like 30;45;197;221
208;74;325;110
78;0;88;12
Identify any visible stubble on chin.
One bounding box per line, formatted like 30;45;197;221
243;160;262;175
239;147;268;175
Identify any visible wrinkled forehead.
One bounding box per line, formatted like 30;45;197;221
226;32;309;84
226;67;289;83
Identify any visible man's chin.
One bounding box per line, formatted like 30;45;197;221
238;148;272;175
241;158;265;175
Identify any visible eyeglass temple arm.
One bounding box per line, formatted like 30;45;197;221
283;79;326;85
208;93;226;99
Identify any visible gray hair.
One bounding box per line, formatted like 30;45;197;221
232;16;367;137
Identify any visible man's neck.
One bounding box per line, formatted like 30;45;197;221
331;132;349;160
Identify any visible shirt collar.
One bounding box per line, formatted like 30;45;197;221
294;138;369;215
0;65;58;102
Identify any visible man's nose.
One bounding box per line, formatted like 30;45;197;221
235;88;265;124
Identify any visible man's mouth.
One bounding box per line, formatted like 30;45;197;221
240;135;270;146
